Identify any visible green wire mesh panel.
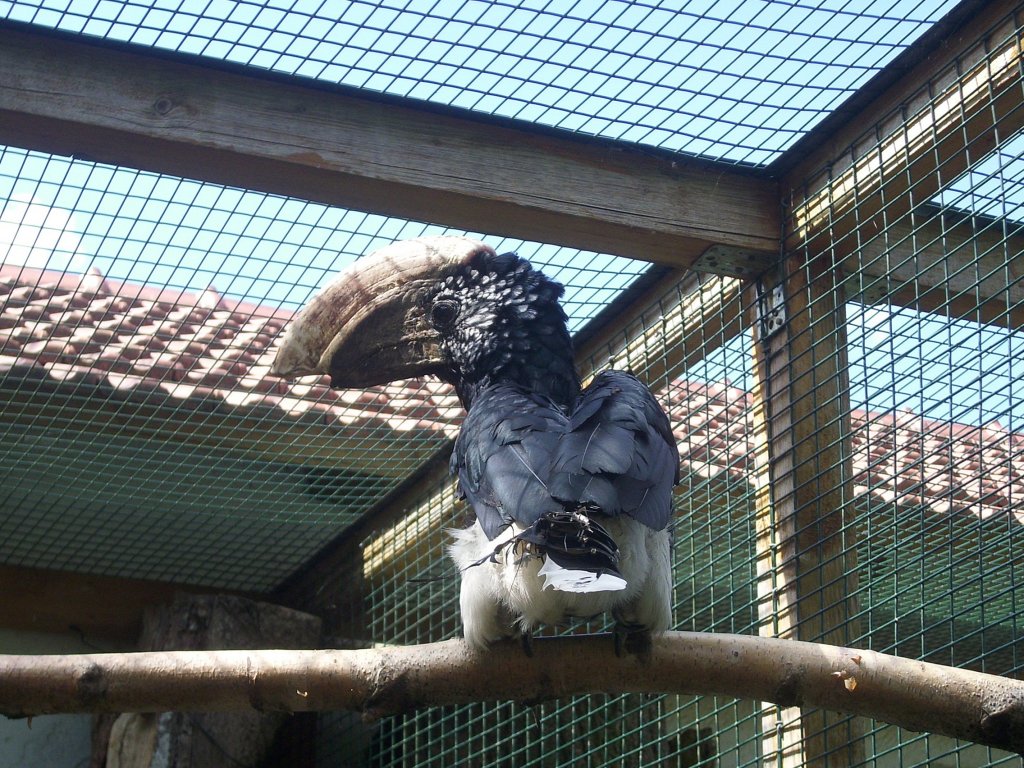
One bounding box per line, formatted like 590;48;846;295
0;2;1021;765
781;7;1023;766
0;144;647;591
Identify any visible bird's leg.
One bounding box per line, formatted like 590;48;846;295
613;624;628;657
520;629;535;657
613;622;651;658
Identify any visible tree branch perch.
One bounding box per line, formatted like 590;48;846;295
2;632;1022;754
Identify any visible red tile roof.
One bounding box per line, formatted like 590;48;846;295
2;266;1022;524
666;380;1024;525
0;265;464;438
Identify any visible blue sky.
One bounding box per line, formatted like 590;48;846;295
686;300;1024;431
849;303;1023;429
1;0;1021;430
0;144;646;330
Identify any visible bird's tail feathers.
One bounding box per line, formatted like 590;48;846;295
514;508;627;593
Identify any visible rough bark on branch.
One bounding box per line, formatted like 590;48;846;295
2;632;1022;754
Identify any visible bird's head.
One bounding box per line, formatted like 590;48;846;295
271;236;578;407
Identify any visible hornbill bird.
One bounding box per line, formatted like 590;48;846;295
272;236;678;651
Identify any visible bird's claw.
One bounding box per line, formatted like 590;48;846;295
613;624;651;658
520;630;534;657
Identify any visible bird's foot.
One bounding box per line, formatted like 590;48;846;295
520;630;535;657
613;623;652;658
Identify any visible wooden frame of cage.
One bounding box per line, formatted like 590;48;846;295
1;0;1022;764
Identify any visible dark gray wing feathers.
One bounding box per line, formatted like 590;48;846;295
549;371;679;530
451;370;679;539
452;388;565;539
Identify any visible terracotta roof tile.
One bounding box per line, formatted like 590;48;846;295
0;266;462;442
661;372;1023;526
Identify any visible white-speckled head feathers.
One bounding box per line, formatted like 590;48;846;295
428;249;578;407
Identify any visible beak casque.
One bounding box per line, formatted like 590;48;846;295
270;236;494;388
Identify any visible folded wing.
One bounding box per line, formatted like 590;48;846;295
451;371;678;538
550;370;679;530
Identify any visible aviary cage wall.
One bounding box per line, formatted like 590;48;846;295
282;6;1024;766
0;1;1021;767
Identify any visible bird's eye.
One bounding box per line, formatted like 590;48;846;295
429;299;459;330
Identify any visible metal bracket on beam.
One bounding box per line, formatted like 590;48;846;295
692;245;776;279
756;280;786;339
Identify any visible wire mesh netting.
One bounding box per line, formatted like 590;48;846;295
318;6;1022;768
0;142;648;590
1;1;1023;767
774;8;1024;765
0;0;959;165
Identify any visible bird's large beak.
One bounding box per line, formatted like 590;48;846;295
271;236;493;388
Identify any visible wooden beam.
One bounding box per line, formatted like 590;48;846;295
0;23;778;269
785;2;1024;324
0;564;250;646
748;258;863;766
844;210;1024;327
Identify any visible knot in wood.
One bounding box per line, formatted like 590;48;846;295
153;96;176;116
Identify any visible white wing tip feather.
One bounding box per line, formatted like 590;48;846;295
537;557;628;593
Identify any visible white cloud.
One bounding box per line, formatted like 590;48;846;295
0;195;87;272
